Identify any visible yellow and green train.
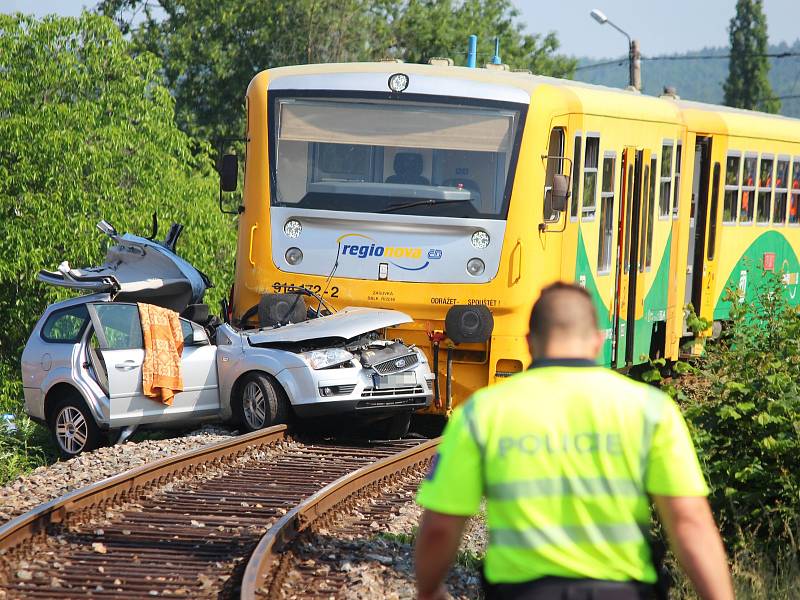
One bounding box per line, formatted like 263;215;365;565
227;61;800;415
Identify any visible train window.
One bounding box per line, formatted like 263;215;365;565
707;163;721;261
597;153;616;274
740;155;757;224
624;164;634;273
659;142;673;218
790;158;800;225
570;135;582;220
723;153;741;224
672;142;682;219
273;98;520;219
582;136;600;221
756;155;774;224
644;156;657;270
774;158;789;226
543;128;565;221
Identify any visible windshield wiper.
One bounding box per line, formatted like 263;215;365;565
379;199;472;214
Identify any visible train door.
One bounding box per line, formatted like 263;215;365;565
685;137;714;321
612;148;650;366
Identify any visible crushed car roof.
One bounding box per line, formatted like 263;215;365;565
38;221;211;314
245;307;412;344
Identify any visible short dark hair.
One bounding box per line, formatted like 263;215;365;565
529;282;599;345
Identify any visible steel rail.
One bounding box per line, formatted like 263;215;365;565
0;424;288;554
240;436;439;599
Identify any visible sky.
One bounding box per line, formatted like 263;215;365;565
3;0;799;59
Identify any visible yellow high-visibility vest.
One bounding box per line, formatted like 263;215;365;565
416;359;708;584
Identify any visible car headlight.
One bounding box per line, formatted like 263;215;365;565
300;348;354;370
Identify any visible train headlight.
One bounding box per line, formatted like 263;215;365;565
284;219;302;238
388;73;409;93
466;258;485;276
471;230;490;249
285;247;303;265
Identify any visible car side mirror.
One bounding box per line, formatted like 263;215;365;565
192;328;210;346
220;154;238;192
551;174;569;213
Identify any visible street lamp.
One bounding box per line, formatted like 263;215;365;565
590;8;641;92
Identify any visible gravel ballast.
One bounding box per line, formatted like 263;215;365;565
0;425;236;526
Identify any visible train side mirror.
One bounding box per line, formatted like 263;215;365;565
220;154;238;192
551;174;569;213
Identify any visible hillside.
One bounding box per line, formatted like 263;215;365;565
574;41;800;119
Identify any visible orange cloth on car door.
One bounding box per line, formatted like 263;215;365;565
138;303;184;406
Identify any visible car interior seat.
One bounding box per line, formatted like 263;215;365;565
385;152;430;185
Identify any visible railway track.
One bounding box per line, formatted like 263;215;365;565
0;425;438;599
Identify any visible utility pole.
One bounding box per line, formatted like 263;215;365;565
629;39;641;92
591;9;641;92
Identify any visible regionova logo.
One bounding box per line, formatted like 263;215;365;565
336;233;442;271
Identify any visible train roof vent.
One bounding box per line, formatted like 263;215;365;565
380;58;404;63
484;63;510;71
428;57;454;66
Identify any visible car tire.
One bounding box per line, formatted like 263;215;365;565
48;396;102;458
235;372;289;432
380;411;412;440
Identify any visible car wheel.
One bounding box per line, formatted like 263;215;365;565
380;411;412;440
49;397;102;458
235;373;289;432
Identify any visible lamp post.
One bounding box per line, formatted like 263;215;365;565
590;8;641;92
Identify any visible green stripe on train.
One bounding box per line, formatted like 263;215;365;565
575;230;671;367
713;231;800;320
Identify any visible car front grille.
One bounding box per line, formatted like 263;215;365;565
372;353;419;375
360;385;425;398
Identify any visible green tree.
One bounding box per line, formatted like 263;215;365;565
97;0;575;141
0;13;235;363
389;0;575;76
723;0;780;113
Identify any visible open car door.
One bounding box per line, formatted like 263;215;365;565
87;302;219;427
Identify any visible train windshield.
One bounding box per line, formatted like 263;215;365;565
271;97;522;220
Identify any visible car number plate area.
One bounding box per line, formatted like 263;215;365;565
374;372;417;389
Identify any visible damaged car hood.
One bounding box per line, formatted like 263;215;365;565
245;307;412;345
38;221;211;314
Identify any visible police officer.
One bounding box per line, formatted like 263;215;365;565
414;282;733;600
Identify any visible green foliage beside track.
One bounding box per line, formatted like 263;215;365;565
0;13;235;481
0;13;234;361
654;274;800;556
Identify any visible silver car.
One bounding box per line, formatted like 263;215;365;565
22;221;433;456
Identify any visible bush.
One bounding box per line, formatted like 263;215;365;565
0;13;235;363
0;13;236;482
672;271;800;553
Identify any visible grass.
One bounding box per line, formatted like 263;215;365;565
0;359;56;485
669;549;800;599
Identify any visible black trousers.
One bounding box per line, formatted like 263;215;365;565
482;576;656;600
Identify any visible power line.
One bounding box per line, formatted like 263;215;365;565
574;58;628;71
576;51;800;72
